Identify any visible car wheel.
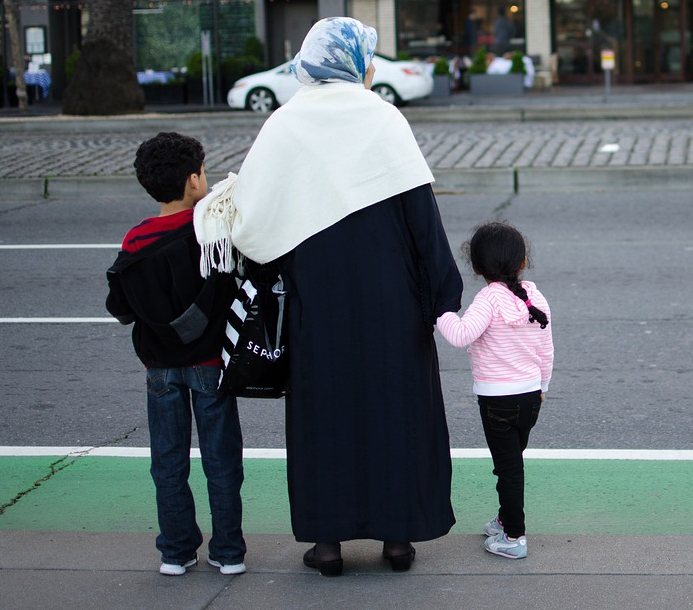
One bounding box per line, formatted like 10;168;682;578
372;84;399;105
246;87;277;113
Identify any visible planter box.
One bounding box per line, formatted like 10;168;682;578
470;73;524;96
141;83;187;105
185;78;204;104
432;74;451;97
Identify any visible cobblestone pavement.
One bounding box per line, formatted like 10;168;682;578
0;132;255;178
1;118;693;179
415;120;693;169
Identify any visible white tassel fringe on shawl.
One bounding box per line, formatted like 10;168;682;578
194;171;238;278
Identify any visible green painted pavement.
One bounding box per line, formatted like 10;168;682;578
0;456;70;509
0;456;690;535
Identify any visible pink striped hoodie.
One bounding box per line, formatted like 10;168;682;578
436;281;554;396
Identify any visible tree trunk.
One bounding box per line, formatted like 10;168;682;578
62;0;144;115
86;0;134;55
3;0;28;113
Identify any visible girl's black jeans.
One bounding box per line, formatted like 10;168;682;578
478;390;542;539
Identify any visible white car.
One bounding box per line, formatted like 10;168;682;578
228;55;433;112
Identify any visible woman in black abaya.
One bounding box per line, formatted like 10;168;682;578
229;17;464;575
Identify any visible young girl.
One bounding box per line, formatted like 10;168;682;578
437;221;554;559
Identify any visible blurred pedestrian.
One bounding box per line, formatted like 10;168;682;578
464;8;478;55
493;7;515;55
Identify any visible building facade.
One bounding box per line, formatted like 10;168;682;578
1;1;81;102
4;0;691;103
260;0;693;84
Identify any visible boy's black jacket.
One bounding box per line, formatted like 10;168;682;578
106;222;235;368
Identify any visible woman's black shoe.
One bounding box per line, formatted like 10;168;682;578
383;543;416;572
303;545;343;577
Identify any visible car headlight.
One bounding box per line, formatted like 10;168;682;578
233;82;248;89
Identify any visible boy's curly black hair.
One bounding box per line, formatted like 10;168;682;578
134;132;205;203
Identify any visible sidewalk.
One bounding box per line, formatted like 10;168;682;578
3;531;692;610
3;81;693;116
1;83;692;198
2;451;692;610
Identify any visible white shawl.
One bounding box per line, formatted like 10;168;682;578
195;81;434;268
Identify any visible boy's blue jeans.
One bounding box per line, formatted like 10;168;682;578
146;365;246;566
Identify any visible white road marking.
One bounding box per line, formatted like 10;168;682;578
1;447;692;460
0;244;120;249
599;143;620;153
0;318;117;323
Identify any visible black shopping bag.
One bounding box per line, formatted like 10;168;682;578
219;263;288;398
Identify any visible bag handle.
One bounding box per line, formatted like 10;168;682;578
265;276;286;351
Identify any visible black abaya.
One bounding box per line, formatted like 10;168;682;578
280;184;463;543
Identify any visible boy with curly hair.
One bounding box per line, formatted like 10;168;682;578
106;132;246;576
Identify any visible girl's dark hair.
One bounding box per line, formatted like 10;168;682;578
134;132;205;203
464;222;549;329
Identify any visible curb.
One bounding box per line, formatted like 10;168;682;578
402;104;693;123
0;112;267;134
0;178;46;201
1;167;691;201
521;104;693;122
434;169;515;193
434;166;693;194
47;176;145;200
0;174;231;202
2;101;693;132
517;166;693;193
434;166;692;194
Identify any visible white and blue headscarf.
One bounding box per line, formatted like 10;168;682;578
291;17;377;85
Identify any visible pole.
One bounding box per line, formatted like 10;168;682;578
212;0;221;105
206;48;213;105
201;31;209;107
604;69;611;101
600;49;614;103
1;1;7;108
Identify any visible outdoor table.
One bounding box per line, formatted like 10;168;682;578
23;69;51;99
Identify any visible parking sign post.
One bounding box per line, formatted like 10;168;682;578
601;49;615;101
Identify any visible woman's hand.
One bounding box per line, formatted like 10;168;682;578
540;393;545;403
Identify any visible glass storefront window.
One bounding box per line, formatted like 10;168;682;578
25;27;47;55
397;0;447;58
554;0;690;83
396;1;525;59
554;0;624;79
471;1;525;55
633;0;684;77
133;0;256;73
134;2;201;72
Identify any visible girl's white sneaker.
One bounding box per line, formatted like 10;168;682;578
482;516;504;537
484;533;527;559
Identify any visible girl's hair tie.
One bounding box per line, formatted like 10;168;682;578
525;299;532;309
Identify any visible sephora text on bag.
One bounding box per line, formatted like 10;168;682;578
219;263;288;398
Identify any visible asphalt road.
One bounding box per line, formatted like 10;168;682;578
1;188;691;450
